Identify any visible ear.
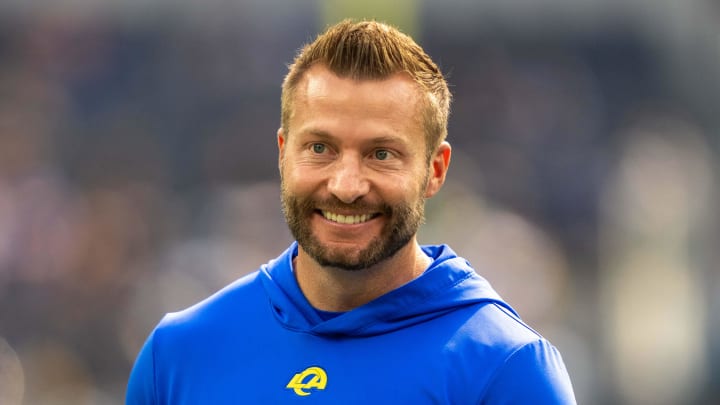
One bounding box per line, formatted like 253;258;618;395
277;127;286;169
424;141;451;198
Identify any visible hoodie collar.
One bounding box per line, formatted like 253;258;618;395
259;242;513;337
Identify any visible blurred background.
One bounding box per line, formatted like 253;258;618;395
0;0;718;404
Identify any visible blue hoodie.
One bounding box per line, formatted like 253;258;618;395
126;243;576;404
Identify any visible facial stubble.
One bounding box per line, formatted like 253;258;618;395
280;172;428;271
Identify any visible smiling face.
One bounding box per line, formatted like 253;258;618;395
279;65;448;271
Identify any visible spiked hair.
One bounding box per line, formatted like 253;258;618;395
280;19;451;156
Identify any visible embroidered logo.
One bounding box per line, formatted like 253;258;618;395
286;366;328;396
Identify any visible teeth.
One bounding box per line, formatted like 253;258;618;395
322;211;371;224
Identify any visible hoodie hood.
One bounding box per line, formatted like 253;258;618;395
259;242;515;337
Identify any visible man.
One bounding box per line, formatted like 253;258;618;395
126;19;576;404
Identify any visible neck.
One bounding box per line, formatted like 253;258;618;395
293;240;431;312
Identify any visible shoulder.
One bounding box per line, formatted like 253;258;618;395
126;270;276;403
154;270;265;341
458;302;576;403
126;271;267;400
480;337;576;403
456;300;544;353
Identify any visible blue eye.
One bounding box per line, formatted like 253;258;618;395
312;143;326;154
374;150;390;160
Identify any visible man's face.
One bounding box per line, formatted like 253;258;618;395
278;65;438;271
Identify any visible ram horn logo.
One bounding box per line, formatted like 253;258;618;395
286;366;328;396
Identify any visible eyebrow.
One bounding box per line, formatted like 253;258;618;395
304;128;334;140
303;128;409;148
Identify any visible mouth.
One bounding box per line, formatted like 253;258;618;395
319;210;379;225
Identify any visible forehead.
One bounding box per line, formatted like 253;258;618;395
288;65;425;139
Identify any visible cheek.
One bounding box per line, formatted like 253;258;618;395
388;166;428;191
377;176;423;204
282;166;319;195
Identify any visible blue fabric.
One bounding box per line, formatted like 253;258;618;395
127;242;576;404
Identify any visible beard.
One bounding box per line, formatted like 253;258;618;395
280;180;427;271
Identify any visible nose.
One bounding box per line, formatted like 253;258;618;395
327;153;370;204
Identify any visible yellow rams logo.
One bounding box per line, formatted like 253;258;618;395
286;366;328;396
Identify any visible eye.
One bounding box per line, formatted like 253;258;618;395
311;143;327;154
374;149;391;160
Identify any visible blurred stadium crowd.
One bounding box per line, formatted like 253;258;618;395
0;1;718;404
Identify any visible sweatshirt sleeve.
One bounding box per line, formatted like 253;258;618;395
126;331;158;405
481;339;576;404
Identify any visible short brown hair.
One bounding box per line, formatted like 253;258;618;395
280;19;451;155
